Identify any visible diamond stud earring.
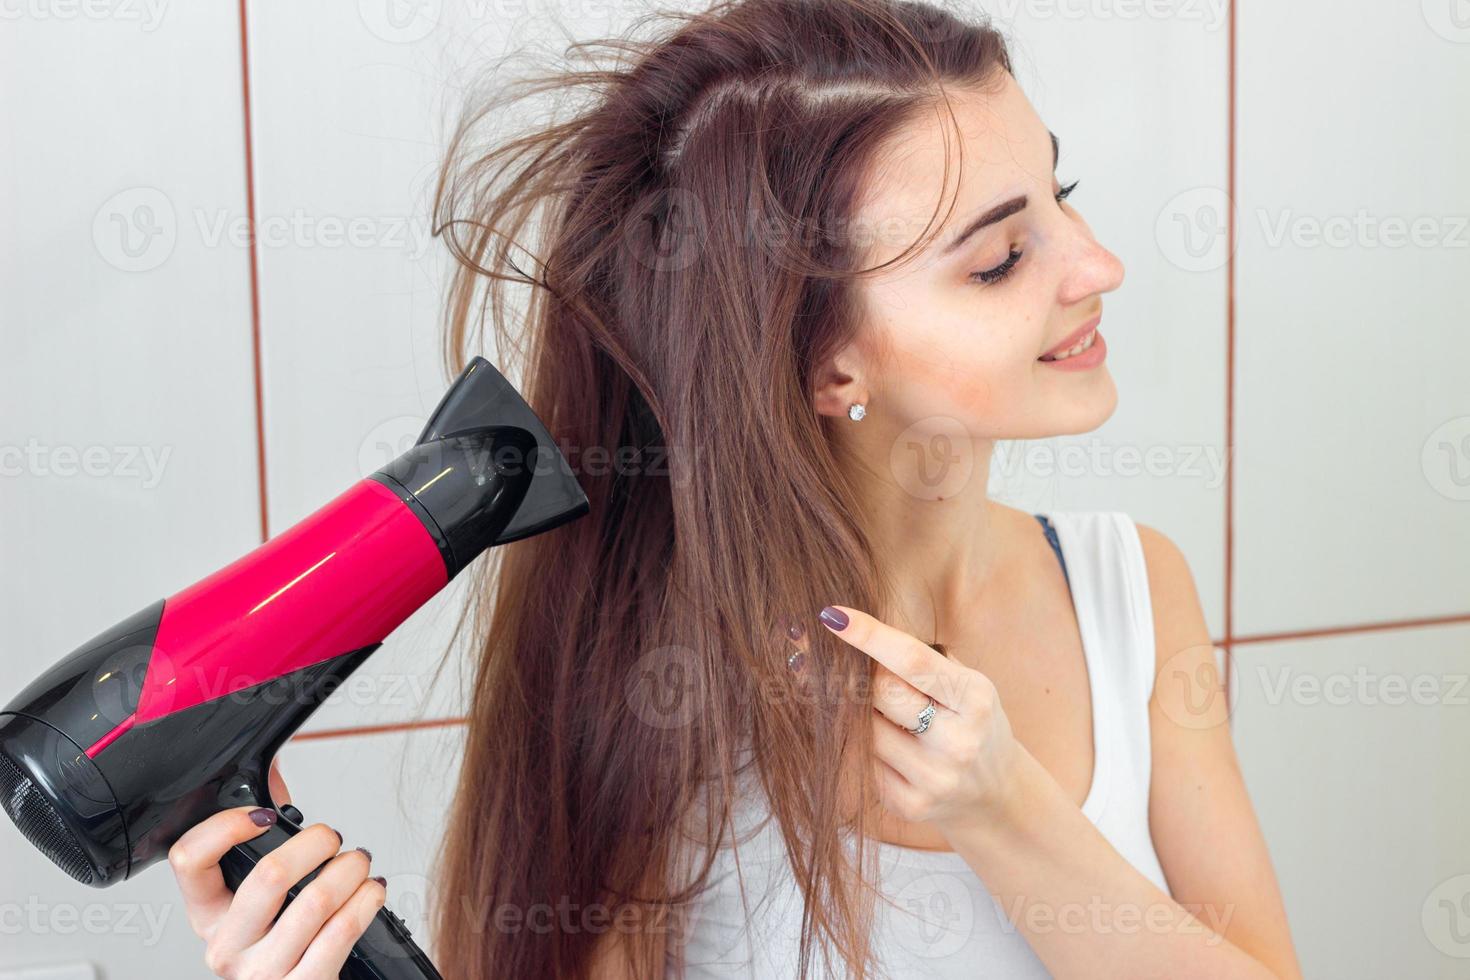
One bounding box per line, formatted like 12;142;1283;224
847;403;867;421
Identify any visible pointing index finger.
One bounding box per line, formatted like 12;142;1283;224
817;604;970;711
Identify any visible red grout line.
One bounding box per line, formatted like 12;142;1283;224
285;614;1470;744
237;0;270;544
1229;611;1470;647
1223;0;1237;713
289;715;469;742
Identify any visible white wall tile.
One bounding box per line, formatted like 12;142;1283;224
0;10;260;975
0;8;260;679
1233;2;1470;634
1231;623;1470;978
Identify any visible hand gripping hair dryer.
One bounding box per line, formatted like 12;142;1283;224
0;357;589;979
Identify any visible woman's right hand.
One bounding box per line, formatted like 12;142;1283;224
166;758;387;978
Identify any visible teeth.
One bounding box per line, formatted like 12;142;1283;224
1046;329;1096;361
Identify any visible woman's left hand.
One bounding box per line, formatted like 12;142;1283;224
813;603;1025;839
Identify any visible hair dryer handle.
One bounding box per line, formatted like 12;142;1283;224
219;804;443;980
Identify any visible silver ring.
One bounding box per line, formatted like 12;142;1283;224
904;698;936;735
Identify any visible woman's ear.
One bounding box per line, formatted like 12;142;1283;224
811;347;867;421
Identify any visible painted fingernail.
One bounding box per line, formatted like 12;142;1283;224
371;876;388;887
818;606;849;631
248;807;277;827
355;846;373;862
782;617;805;640
787;649;806;673
330;826;343;847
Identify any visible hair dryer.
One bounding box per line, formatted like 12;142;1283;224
0;356;589;979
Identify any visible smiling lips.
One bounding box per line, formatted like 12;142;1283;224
1039;314;1103;362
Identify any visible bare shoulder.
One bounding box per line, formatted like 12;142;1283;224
1132;521;1213;680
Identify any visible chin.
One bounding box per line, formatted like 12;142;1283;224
1038;372;1118;437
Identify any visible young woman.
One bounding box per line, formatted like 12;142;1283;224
168;1;1303;977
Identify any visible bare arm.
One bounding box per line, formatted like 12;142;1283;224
1136;522;1304;980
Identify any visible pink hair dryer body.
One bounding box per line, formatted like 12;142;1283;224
0;357;589;978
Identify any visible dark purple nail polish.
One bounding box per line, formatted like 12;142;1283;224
330;826;343;847
248;807;277;827
819;606;849;631
786;621;805;641
787;650;806;673
371;876;387;887
355;846;373;862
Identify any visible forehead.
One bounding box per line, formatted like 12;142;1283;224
852;73;1049;270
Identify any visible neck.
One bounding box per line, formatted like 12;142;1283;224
834;422;1007;646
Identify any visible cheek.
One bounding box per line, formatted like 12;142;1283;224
864;279;1044;424
886;319;1036;420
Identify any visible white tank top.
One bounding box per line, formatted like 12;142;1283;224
670;511;1170;979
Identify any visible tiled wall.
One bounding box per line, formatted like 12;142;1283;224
1;1;1466;977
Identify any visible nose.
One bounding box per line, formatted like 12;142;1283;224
1057;217;1125;308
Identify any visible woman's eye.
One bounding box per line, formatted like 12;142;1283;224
970;247;1022;285
969;180;1079;286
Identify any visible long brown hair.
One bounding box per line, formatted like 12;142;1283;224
426;1;1012;976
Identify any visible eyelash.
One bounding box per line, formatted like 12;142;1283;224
969;179;1080;285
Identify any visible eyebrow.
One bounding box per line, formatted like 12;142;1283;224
938;130;1060;257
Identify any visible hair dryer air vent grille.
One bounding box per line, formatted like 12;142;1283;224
0;749;95;885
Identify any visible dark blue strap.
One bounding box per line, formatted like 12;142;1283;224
1033;513;1072;595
